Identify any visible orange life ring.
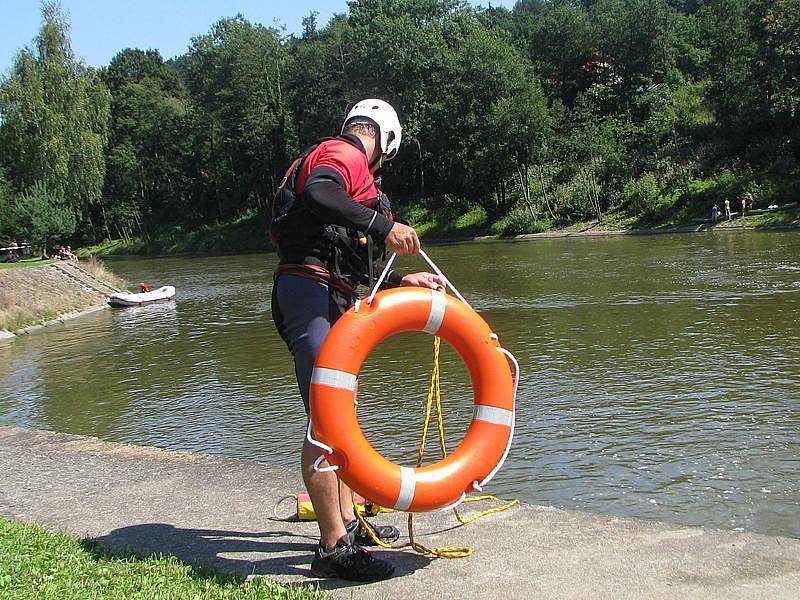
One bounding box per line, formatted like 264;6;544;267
309;287;515;512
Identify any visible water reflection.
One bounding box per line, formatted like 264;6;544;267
1;232;798;538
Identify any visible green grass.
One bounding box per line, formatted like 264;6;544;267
747;205;800;228
75;192;800;260
0;257;55;270
409;204;491;239
0;519;327;600
78;238;144;257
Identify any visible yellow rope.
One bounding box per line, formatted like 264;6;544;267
354;330;518;558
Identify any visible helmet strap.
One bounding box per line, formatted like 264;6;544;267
369;153;385;173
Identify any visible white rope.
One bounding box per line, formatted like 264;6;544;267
366;248;473;310
273;494;296;519
473;345;519;490
437;491;467;512
354;247;520;499
306;421;339;472
366;251;397;306
313;455;338;473
419;249;472;310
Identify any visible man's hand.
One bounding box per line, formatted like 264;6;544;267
401;272;446;290
385;222;420;256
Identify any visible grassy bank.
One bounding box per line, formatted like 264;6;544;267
0;518;326;599
80;198;800;259
409;202;800;239
0;257;55;270
82;213;271;257
0;257;127;333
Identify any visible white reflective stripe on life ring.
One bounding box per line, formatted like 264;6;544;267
394;466;417;511
473;405;514;427
423;289;447;334
311;367;357;392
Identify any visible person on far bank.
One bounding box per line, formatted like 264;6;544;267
724;197;732;220
741;193;748;217
711;203;720;223
270;99;444;582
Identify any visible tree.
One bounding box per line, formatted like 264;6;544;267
591;0;681;105
0;2;110;233
511;0;599;106
181;16;296;223
0;169;15;243
286;14;354;148
764;0;800;155
101;49;192;237
432;15;550;212
102;48;183;96
696;0;758;134
340;0;466;203
13;181;76;256
487;82;552;218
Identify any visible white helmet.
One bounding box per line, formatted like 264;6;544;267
342;98;402;161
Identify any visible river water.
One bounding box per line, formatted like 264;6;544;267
1;231;798;538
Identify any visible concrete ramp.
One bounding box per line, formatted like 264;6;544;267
1;425;798;599
50;261;121;296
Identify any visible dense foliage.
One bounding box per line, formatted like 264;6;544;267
1;0;798;249
0;2;109;251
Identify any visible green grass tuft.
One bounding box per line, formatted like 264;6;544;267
0;257;55;270
0;519;327;600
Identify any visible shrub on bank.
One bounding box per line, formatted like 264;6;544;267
663;170;799;225
85;213;272;257
82;256;127;291
492;206;552;237
405;198;489;239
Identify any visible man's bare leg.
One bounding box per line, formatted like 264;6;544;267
339;478;356;524
301;437;347;550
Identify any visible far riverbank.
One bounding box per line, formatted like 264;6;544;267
81;204;800;258
484;215;800;242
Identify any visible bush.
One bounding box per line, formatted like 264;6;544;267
676;168;775;221
454;205;488;231
553;179;595;223
622;173;661;217
404;203;431;228
405;197;487;238
492;205;552;237
439;194;475;223
13;182;76;255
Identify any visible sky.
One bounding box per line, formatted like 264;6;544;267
1;1;517;73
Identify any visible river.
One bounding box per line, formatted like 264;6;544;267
1;231;798;538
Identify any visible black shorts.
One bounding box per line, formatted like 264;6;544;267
271;274;352;412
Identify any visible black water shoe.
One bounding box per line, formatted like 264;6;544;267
346;518;401;546
310;536;395;581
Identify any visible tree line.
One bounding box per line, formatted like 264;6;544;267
1;0;798;252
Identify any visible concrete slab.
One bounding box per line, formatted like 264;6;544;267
1;425;798;599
